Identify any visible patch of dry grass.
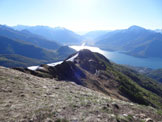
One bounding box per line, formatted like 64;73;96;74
0;66;161;122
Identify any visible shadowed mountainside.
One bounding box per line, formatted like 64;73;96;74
0;25;60;50
0;36;76;67
128;66;162;83
16;49;162;109
95;25;162;58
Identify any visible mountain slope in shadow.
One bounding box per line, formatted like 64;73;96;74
16;49;162;109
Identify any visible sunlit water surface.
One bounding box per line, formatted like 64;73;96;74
70;45;162;69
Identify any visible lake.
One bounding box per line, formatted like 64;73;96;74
70;45;162;69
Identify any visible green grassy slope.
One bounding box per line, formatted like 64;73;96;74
0;36;76;67
94;52;162;108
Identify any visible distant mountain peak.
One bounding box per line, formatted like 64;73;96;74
54;26;66;30
0;24;11;29
128;25;145;31
21;29;32;34
12;25;83;45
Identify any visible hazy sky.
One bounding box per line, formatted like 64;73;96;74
0;0;162;31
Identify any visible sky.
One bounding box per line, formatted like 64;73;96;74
0;0;162;32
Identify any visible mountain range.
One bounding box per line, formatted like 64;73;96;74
0;25;60;50
13;25;83;45
155;29;162;33
0;25;76;67
83;30;111;45
1;24;162;67
94;25;162;58
0;35;76;67
4;24;162;59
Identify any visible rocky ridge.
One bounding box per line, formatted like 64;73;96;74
17;49;162;109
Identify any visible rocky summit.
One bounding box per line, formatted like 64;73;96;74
0;66;162;122
17;49;162;109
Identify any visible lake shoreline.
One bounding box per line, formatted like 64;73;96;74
70;45;162;69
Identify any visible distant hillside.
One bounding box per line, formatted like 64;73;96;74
18;49;162;109
123;65;162;84
83;30;110;44
127;37;162;58
0;36;57;67
13;25;83;45
0;25;60;50
84;30;110;39
155;29;162;33
56;46;76;60
0;54;46;68
144;68;162;83
0;36;57;60
95;25;162;58
0;36;75;67
146;69;162;83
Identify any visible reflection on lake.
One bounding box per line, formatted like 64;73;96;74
70;45;162;69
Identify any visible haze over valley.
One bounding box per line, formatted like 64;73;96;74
1;24;162;69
